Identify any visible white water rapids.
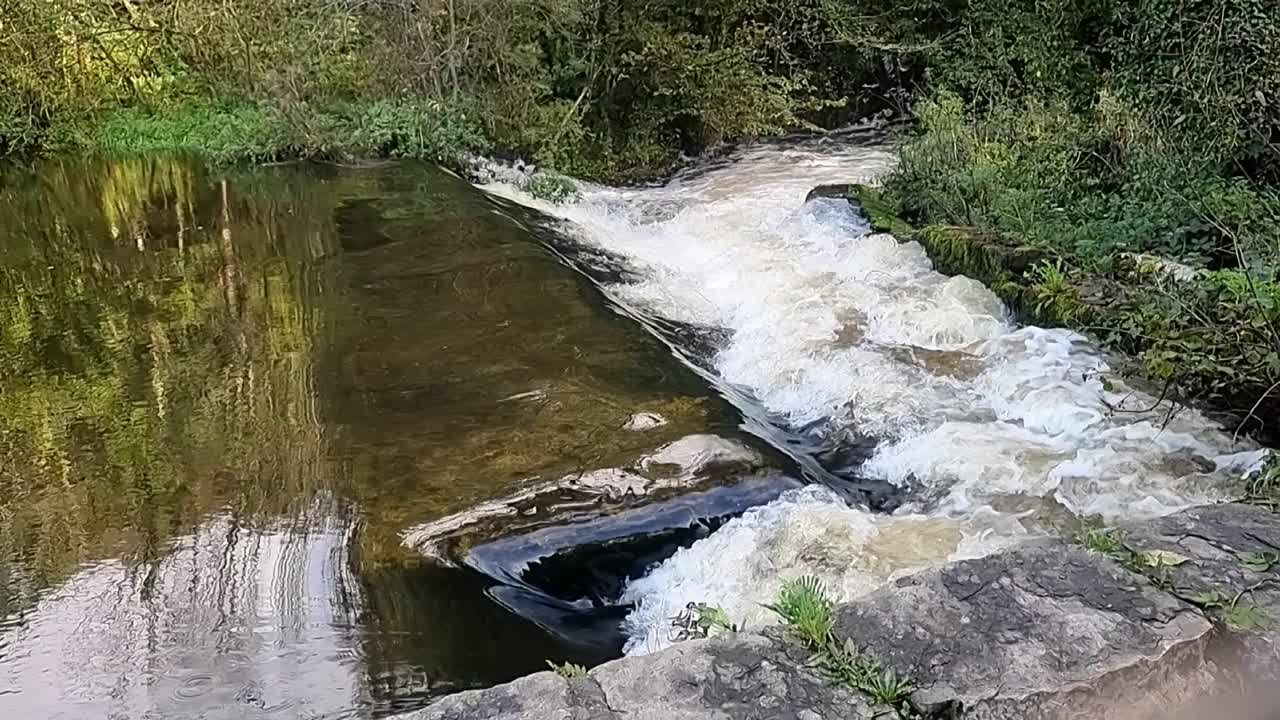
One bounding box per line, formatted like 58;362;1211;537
474;137;1267;655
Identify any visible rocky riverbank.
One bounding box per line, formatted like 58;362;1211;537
401;501;1280;720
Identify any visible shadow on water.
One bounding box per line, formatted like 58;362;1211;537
0;156;785;718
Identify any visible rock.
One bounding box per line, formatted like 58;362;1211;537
624;412;669;431
404;634;876;720
1122;502;1280;687
402;435;764;564
641;434;762;477
832;538;1216;719
804;184;862;210
398;503;1280;720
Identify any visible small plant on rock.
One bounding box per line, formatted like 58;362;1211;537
546;660;588;678
767;576;835;646
1245;455;1280;510
858;667;915;706
671;602;737;641
1077;525;1125;556
1029;259;1085;324
767;577;916;713
1236;550;1280;573
1186;588;1273;631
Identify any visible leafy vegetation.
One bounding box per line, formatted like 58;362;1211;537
767;577;915;711
670;602;737;642
0;0;886;176
527;174;580;204
863;0;1280;440
546;660;589;678
1246;455;1280;509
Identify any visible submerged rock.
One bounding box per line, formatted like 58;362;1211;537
401;434;792;648
803;183;862;210
396;502;1280;720
624;412;669;431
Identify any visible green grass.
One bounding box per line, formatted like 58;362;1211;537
1077;525;1126;556
1246;456;1280;510
767;577;915;710
89;98;487;166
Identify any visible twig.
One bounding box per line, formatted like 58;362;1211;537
1235;378;1280;443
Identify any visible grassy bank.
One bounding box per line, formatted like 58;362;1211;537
83;100;488;166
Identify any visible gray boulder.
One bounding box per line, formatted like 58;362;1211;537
406;633;875;720
1123;502;1280;686
833;539;1216;719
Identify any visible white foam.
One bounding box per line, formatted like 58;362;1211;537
618;485;1027;655
474;140;1260;653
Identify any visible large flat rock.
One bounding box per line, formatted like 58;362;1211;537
832;538;1217;719
404;633;875;720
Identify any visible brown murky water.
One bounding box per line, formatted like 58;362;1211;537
0;157;756;718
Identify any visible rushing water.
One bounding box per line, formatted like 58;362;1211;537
473;132;1266;654
0;157;763;717
0;139;1267;718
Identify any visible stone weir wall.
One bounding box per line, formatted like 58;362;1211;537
399;502;1280;720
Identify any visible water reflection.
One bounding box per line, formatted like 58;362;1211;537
1;501;362;718
0;156;744;717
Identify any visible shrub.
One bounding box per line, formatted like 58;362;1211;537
527;173;579;203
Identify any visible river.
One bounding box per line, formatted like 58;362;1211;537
0;139;1265;718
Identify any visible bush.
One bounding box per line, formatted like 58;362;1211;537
890;92;1278;273
527;173;579;203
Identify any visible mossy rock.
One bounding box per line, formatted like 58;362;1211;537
847;184;915;237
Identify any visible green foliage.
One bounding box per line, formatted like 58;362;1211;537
1073;527;1187;590
767;576;835;646
1077;526;1125;556
1185;588;1273;631
0;0;870;175
90;100;486;165
670;602;738;641
767;577;915;713
1236;550;1280;573
888;88;1280;437
1029;260;1086;325
1245;455;1280;510
546;660;588;678
527;173;580;204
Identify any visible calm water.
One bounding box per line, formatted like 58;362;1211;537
0;157;761;718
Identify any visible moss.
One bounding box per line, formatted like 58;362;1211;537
848;185;915;237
